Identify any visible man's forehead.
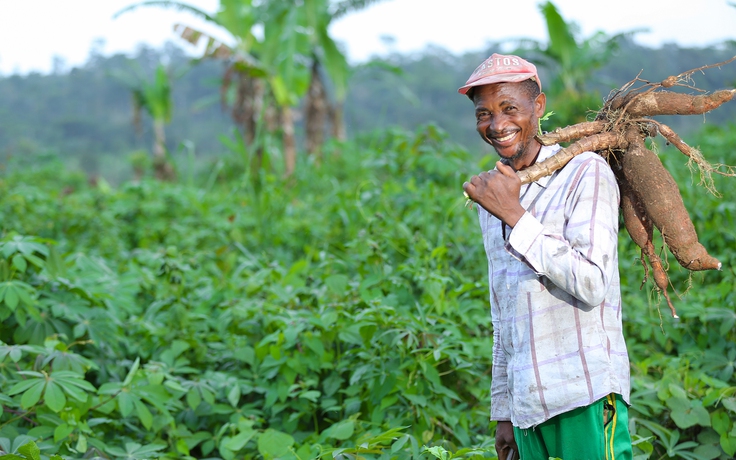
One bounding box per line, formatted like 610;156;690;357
473;82;526;102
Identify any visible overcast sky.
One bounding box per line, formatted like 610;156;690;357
1;0;735;75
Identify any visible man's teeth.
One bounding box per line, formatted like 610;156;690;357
496;132;516;142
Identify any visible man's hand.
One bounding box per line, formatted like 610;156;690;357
463;161;525;227
495;421;519;460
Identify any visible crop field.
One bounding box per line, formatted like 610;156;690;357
0;124;735;459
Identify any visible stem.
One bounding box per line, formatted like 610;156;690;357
88;391;122;413
0;405;37;428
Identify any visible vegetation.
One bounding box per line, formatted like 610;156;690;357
115;0;382;176
0;121;735;458
2;39;735;183
111;62;177;180
1;2;735;458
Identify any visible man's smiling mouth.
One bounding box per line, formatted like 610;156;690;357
494;131;518;143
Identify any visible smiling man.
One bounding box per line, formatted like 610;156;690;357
460;54;633;460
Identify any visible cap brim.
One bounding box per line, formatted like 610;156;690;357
458;72;538;94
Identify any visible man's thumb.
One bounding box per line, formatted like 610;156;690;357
496;161;517;178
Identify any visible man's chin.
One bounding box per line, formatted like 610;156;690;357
494;146;522;161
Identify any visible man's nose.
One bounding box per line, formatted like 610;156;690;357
488;116;507;135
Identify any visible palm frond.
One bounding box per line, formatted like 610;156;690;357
173;24;234;60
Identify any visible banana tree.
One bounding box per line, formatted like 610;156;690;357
116;0;326;176
302;0;385;156
111;62;176;181
116;0;385;175
115;0;300;175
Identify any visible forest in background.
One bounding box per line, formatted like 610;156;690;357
1;37;735;182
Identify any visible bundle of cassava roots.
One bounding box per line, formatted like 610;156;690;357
518;57;736;318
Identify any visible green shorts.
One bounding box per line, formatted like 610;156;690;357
513;394;632;460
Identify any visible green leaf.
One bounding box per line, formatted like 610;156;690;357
44;381;67;412
257;429;294;458
4;284;19;311
222;429;256;451
325;274;348;293
163;379;186;393
17;441;41;460
668;396;711;429
269;75;292;107
54;423;75;443
123;357;140;386
15;286;33;307
75;434;87;454
722;397;736;413
12;254;27;273
324;420;354;441
227;384;240;407
391;435;409;453
668;384;688;400
187;388;202;410
134;398;153;429
316;29;349;101
21;380;45;408
118;391;134;418
693;443;721;460
422;446;450;460
299;390;321;402
8;436;34;455
712;410;732;435
721;432;736;456
8;377;43;395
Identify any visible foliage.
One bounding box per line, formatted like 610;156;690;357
0;125;497;459
1;118;735;458
115;0;371;175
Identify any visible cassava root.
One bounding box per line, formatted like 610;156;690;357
621;127;721;272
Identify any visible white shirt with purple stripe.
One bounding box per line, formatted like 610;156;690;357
478;143;630;429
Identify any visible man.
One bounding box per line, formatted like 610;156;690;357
459;54;632;460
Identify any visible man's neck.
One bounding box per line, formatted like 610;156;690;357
509;143;542;172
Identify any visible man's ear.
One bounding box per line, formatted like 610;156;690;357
534;92;547;118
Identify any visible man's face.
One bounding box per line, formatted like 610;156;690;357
472;82;546;169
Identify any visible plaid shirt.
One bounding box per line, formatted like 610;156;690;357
478;144;630;429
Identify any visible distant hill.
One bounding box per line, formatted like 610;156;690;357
1;38;734;180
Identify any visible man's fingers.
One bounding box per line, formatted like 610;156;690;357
463;181;476;202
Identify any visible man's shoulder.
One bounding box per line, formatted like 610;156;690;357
564;150;614;177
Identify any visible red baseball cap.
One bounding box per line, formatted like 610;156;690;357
458;53;541;96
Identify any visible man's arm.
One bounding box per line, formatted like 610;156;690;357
490;307;511;422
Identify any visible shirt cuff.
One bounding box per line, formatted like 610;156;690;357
490;399;512;421
508;211;544;257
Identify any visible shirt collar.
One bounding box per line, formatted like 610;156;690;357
525;143;562;188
